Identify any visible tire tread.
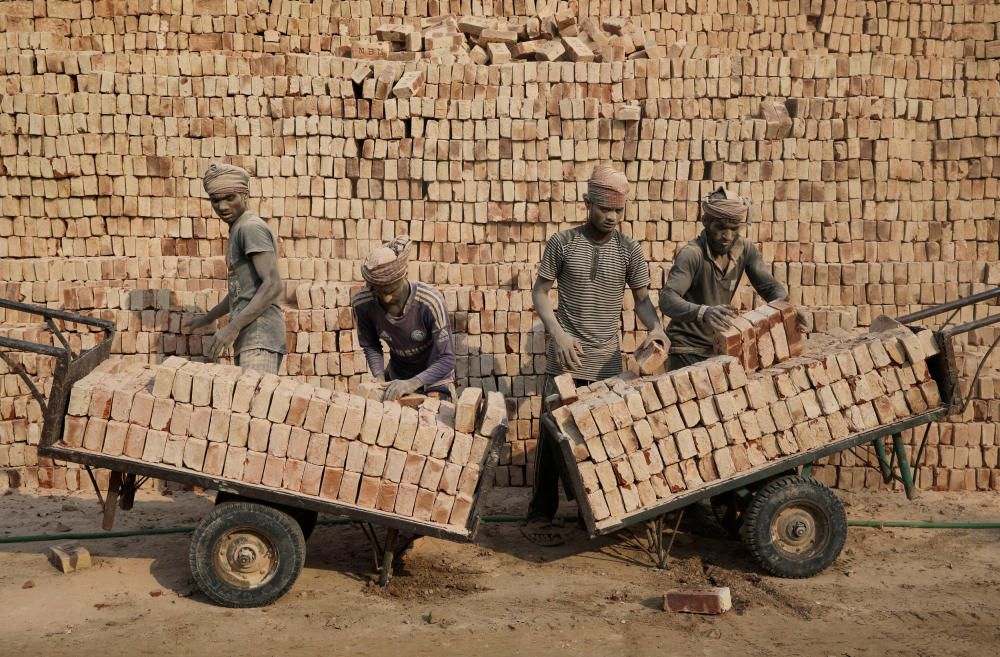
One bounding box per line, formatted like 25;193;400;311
742;475;847;579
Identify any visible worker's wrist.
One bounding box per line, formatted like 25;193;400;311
697;305;708;321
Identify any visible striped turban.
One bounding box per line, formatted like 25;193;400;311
701;186;750;222
587;165;629;210
362;235;412;287
203;163;250;196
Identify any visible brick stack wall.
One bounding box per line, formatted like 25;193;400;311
1;0;999;492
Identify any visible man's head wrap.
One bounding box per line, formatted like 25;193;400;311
701;186;750;222
362;235;412;287
203;163;250;196
586;165;630;210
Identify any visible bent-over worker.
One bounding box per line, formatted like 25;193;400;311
352;236;457;402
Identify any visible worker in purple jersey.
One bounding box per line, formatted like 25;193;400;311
352;236;457;402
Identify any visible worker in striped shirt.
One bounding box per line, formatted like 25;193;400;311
523;165;667;546
352;236;457;402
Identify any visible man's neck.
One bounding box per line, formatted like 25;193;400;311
583;223;613;243
379;282;410;317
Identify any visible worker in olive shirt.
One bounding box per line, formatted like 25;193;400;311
525;165;666;546
353;236;457;402
659;186;790;370
184;163;286;374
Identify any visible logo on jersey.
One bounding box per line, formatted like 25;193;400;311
411;329;427;342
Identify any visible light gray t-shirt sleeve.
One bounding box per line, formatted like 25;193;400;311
236;221;277;256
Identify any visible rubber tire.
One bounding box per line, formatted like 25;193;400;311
742;475;847;578
215;491;318;541
189;501;306;607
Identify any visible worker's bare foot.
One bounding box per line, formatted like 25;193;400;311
520;518;573;547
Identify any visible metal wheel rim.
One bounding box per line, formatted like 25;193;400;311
212;526;278;589
770;501;829;560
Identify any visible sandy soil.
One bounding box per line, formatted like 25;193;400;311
1;486;998;657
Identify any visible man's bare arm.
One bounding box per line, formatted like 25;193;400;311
632;287;663;333
229;250;282;332
207;251;282;359
183;297;229;332
532;275;582;371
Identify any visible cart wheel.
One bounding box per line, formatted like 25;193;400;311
215;491;318;541
742;475;846;578
189;501;306;607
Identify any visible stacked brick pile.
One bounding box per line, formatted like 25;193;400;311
58;356;506;530
551;327;946;528
1;0;999;493
356;13;672;66
4;1;992;60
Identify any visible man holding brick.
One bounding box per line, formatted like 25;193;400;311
525;164;666;545
352;236;457;402
184;163;286;374
659;186;792;370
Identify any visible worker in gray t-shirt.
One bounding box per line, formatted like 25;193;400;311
659;186;794;371
184;163;286;374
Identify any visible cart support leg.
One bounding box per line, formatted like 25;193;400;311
874;437;894;484
379;528;399;587
102;471;123;530
892;433;916;500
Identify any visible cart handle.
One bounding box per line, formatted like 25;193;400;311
0;297;115;331
897;287;1000;326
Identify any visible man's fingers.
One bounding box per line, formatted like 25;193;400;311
720;306;737;316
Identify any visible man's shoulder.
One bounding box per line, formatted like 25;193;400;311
351;287;376;309
232;212;268;231
735;235;758;254
674;237;706;264
615;230;644;253
546;226;585;248
413;282;448;311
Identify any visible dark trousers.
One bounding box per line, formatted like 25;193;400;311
667;352;709;371
528;375;590;522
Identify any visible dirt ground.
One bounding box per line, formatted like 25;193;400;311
1;485;998;657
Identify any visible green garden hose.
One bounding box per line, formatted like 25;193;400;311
1;515;998;545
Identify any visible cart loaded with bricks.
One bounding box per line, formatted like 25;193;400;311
2;290;997;605
542;291;1000;577
0;297;507;607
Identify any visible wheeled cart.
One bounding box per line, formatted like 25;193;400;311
1;297;505;607
542;290;999;577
